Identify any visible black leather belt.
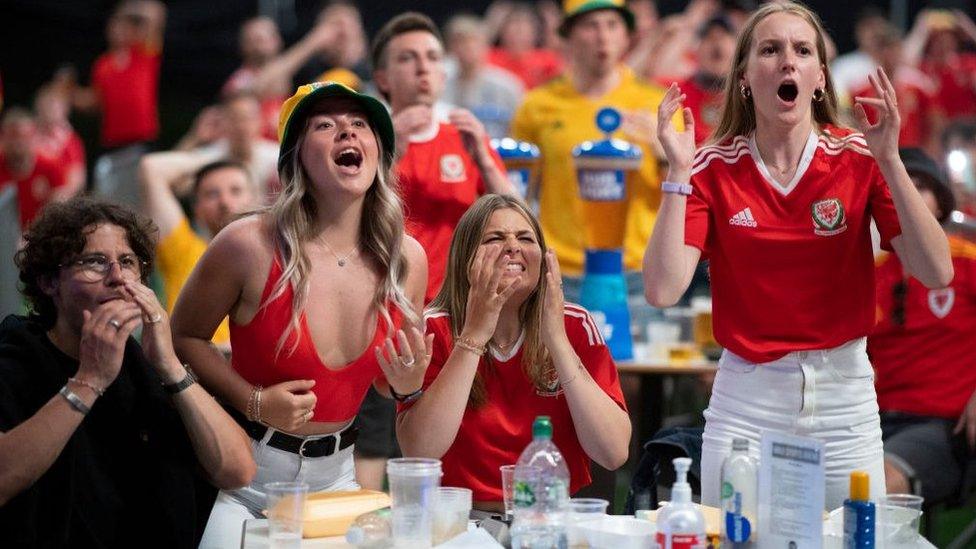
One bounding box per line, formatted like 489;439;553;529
228;407;358;458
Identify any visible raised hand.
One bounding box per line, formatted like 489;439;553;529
121;281;179;374
393;105;433;141
852;67;902;161
461;244;522;345
656;83;697;175
540;251;569;349
375;327;435;396
449;108;491;163
260;379;318;432
76;300;143;391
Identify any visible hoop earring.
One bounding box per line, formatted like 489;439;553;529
813;88;826;102
740;84;752;99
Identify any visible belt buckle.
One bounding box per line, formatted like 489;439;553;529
298;438;314;458
299;435;337;458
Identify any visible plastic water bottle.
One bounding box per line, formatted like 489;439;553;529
510;416;570;549
345;508;393;548
720;439;757;545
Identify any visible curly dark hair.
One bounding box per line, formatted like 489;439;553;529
14;197;158;329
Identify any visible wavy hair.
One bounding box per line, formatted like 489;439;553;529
428;194;552;408
265;115;414;357
710;1;842;144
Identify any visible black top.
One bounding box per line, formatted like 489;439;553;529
0;315;215;549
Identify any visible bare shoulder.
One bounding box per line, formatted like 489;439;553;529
402;234;428;268
204;214;274;274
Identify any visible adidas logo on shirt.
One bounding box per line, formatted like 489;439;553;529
729;207;758;228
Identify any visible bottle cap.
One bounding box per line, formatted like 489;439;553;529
732;438;749;452
849;471;870;501
532;416;553;439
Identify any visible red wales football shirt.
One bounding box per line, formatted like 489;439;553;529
0;154;67;229
397;123;504;302
91;45;160;147
398;305;626;502
868;236;976;419
684;126;902;363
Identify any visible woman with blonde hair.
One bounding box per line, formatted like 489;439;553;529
172;82;430;547
396;194;630;509
643;1;952;508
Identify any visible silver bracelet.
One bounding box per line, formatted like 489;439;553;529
68;377;105;396
59;385;91;415
661;181;694;196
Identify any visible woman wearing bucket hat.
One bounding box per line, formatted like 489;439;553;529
644;2;952;510
171;81;430;547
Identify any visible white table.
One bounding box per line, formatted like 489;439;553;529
241;519;351;548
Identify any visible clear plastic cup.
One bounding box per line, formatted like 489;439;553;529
567;498;610;547
500;465;517;520
387;458;442;547
265;481;308;549
877;493;924;547
432;487;472;544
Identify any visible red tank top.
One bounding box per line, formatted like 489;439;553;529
230;258;399;422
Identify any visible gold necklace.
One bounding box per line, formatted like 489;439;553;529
319;237;359;267
491;332;521;350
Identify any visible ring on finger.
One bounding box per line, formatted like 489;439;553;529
109;318;121;330
400;355;416;367
146;313;162;324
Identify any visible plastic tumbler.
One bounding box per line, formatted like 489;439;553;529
387;458;442;547
567;498;609;547
500;465;518;520
432;487;473;544
265;481;308;549
877;494;924;547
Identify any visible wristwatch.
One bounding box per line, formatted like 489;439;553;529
163;366;197;395
390;386;424;404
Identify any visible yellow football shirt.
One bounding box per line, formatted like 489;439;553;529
511;66;673;275
156;218;230;346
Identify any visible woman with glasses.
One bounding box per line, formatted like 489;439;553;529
0;198;254;547
644;2;953;508
171;83;429;547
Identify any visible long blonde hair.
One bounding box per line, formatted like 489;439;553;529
265;115;415;356
428;195;552;408
710;1;841;143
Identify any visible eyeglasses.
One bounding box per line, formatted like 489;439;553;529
891;279;907;327
60;254;146;282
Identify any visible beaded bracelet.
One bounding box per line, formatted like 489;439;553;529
454;336;486;356
246;385;263;422
68;377;106;396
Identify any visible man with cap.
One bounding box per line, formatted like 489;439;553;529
868;148;976;504
371;11;515;303
511;0;673;298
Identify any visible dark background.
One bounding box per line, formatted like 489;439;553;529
0;0;972;155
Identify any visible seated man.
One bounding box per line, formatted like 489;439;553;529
868;148;976;501
140;155;258;350
0;197;255;548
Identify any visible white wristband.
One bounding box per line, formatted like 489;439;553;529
661;181;693;196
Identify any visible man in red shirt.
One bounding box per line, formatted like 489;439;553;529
371;12;515;303
868;148;975;503
670;15;735;145
0;109;69;229
34;86;86;194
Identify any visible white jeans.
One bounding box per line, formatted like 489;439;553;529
198;426;360;548
700;338;885;511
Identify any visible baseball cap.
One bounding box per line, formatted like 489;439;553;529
277;81;395;173
559;0;635;37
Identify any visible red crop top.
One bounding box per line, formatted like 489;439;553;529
230;258;399;422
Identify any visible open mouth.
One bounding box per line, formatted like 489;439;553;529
777;81;799;103
504;262;526;274
334;148;363;170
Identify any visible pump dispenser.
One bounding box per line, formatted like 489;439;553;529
657;457;707;549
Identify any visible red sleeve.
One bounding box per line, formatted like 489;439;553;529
869;162;902;251
396;312;452;413
684;171;711;256
66;133;86;170
40;158;67;190
564;306;627;412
